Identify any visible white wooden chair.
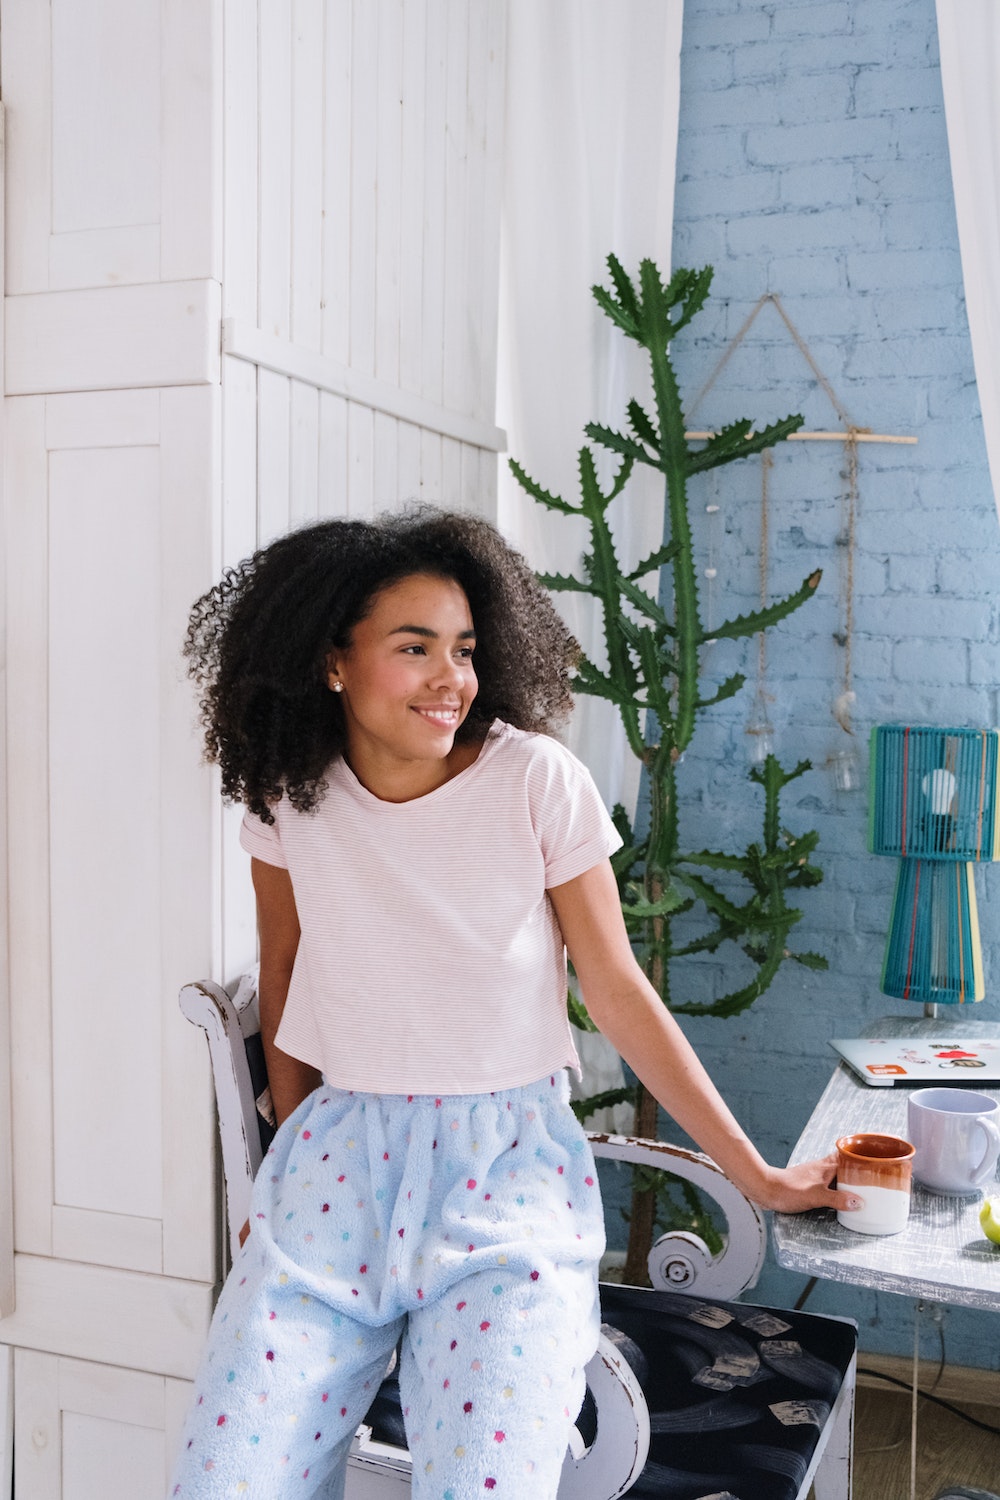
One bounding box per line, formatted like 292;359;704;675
181;976;856;1500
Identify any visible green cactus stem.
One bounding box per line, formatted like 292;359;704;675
511;258;827;1283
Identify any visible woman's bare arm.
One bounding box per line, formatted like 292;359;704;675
251;857;322;1126
548;860;859;1215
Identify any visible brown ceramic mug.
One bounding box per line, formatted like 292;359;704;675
836;1132;915;1235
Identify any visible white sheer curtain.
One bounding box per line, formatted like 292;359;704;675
936;0;1000;524
497;2;684;1122
497;0;685;814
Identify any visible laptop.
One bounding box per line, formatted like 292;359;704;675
830;1034;1000;1087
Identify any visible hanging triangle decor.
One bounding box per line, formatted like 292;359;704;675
684;293;916;769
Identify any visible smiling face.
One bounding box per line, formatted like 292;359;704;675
327;572;480;801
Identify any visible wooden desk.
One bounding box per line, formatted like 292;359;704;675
772;1015;1000;1312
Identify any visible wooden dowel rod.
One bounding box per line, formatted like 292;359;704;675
684;429;918;444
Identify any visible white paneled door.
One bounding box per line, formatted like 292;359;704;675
1;3;511;1495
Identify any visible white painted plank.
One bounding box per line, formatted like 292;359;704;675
478;0;508;429
60;1356;167;1500
6;398;54;1256
51;1208;162;1276
291;0;324;352
224;319;505;450
373;411;399;511
258;0;293;338
6;280;223;395
2;0;52;293
47;223;160;290
462;0;490;421
257;367;292;542
320;0;353;364
58;1357;167;1431
63;1413;165;1500
348;1;378;376
221;354;259;568
221;798;259;988
442;0;471;417
222;0;259;319
161;0;223;281
374;0;404;387
159;386;222;1284
290;378;321;524
0;1347;11;1499
441;433;463;509
50;0;161;236
0;1255;214;1380
48;446;163;1220
419;427;443;504
44;388;160;450
347;403;375;519
13;1351;60;1500
396;417;422;506
420;0;448;407
0;115;11;1320
219;354;260;985
318;389;350;518
164;1377;195;1490
398;0;428;400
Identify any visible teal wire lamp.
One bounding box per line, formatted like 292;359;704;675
869;726;1000;1008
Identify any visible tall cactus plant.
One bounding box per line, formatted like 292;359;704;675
511;258;826;1282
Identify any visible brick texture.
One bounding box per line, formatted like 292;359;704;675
650;0;1000;1368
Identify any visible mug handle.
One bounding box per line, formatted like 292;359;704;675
970;1116;1000;1186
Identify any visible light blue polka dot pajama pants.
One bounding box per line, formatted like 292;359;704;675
169;1073;605;1500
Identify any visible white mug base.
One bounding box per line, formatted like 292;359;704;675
837;1210;908;1235
837;1183;911;1235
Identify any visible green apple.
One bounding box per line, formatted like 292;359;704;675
979;1197;1000;1245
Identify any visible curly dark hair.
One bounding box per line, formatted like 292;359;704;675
184;507;580;821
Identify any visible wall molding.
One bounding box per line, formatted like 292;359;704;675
223;318;507;455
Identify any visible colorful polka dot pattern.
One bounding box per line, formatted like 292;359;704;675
169;1074;604;1498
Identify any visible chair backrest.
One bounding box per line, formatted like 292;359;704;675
179;976;275;1258
180;974;767;1289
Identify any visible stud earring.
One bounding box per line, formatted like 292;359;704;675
331;680;344;693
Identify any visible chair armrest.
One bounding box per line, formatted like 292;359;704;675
588;1133;767;1299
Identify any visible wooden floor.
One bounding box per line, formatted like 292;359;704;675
853;1382;1000;1498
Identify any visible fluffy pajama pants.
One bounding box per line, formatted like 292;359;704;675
169;1073;605;1500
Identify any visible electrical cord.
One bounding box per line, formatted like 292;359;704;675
857;1366;1000;1438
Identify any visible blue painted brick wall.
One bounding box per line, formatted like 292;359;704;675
662;0;1000;1368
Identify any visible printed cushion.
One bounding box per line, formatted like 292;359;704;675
599;1282;856;1500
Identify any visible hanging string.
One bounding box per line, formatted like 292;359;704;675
833;429;859;735
746;451;775;763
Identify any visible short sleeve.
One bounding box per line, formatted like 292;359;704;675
239;808;288;868
529;742;623;888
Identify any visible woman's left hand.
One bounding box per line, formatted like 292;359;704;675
749;1152;862;1214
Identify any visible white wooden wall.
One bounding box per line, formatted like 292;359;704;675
0;2;509;1495
222;0;506;542
219;0;508;965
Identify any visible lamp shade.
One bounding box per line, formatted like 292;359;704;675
870;725;998;1006
869;725;1000;861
